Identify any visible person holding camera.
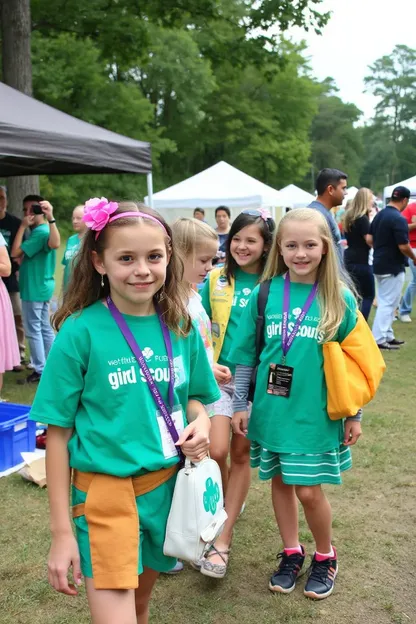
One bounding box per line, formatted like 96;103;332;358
11;195;60;383
0;186;27;370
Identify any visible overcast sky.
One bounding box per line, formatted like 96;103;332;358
286;0;415;121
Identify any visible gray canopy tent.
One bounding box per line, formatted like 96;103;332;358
0;82;153;203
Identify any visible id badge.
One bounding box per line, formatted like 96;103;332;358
156;405;185;459
267;363;294;398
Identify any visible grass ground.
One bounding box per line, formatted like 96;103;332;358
1;302;415;622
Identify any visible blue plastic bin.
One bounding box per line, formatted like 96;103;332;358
0;403;35;472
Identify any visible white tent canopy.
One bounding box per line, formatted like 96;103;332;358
342;186;359;206
384;175;416;202
274;184;314;209
145;161;281;210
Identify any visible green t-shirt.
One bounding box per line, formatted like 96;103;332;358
20;223;56;301
62;234;82;291
229;276;358;453
201;268;259;373
30;301;221;477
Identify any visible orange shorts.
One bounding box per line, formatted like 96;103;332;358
72;466;177;589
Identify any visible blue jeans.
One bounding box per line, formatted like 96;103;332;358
21;301;55;374
399;262;416;316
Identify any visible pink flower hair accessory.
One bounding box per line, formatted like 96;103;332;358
83;197;169;239
83;197;119;235
258;207;272;221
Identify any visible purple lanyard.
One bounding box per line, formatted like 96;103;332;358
106;297;182;457
282;274;318;363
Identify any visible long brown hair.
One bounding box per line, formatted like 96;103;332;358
53;202;192;335
223;211;275;284
343;188;372;232
262;209;356;342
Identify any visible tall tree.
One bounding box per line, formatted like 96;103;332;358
363;45;416;185
309;85;363;188
0;0;39;215
365;45;416;144
30;32;175;216
2;0;332;214
192;41;320;188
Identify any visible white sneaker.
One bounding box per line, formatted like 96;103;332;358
163;560;184;574
399;314;412;323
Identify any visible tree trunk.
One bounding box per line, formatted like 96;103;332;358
1;0;39;216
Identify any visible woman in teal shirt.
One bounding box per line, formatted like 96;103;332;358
62;205;86;291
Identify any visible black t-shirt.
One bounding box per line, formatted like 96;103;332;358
0;212;21;292
344;215;371;265
370;206;408;276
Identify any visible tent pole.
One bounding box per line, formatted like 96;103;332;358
146;172;154;208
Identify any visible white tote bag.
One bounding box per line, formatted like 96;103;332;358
164;457;227;563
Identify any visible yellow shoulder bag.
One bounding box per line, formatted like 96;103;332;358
323;311;386;420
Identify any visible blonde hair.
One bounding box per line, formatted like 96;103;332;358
343;188;372;232
171;218;218;264
262;208;354;342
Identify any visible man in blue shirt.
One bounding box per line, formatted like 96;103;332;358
308;168;348;265
370;186;416;350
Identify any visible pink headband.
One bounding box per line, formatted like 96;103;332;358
82;197;168;240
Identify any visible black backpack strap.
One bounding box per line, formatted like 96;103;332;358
255;279;271;366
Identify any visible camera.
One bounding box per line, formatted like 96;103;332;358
32;203;44;215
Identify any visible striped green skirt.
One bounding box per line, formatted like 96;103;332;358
250;441;352;486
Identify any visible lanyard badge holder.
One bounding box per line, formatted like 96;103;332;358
107;297;228;563
267;275;318;398
107;297;184;463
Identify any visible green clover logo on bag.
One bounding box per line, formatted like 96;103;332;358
203;477;220;515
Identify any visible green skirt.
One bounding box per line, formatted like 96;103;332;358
250;441;352;486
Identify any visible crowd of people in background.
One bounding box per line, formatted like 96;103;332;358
1;171;415;402
304;169;416;350
1;171;415;400
0;167;411;621
0;188;61;398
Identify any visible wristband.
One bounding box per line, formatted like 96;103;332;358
48;219;56;224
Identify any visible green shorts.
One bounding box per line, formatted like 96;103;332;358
72;474;177;579
250;442;352;485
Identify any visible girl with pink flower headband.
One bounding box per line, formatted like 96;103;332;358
29;198;221;623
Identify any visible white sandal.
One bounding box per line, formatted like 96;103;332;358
200;545;230;579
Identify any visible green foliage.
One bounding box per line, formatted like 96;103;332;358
193;42;319;188
137;26;216;136
364;45;416;143
24;0;333;212
30;31;175;217
248;0;330;33
10;1;412;208
310;92;363;187
362;45;416;190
